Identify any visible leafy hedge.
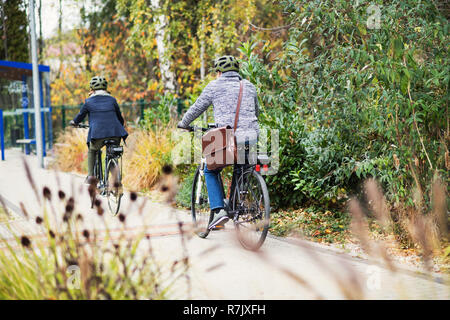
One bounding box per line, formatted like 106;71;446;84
240;0;448;210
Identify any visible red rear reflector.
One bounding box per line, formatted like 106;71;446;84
263;164;269;171
255;164;260;172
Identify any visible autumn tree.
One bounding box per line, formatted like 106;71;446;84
0;0;29;62
49;0;156;105
48;0;287;105
118;0;286;97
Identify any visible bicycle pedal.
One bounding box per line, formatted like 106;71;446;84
212;225;225;231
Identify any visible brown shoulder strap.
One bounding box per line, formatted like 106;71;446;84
233;80;244;132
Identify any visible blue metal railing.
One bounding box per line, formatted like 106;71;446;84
0;109;4;161
1;107;52;160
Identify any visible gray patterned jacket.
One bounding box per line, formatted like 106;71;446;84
179;71;259;143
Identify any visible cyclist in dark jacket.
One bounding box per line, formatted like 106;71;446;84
70;76;128;183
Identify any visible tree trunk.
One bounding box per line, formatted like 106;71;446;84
25;0;32;63
38;0;43;62
57;0;63;78
200;16;207;123
1;1;8;60
150;0;176;105
200;20;205;80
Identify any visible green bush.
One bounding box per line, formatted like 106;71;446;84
175;167;196;208
239;0;448;210
140;94;175;130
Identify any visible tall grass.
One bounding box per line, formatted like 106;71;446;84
51;128;88;174
0;161;189;300
350;177;448;272
51;123;175;192
255;176;448;299
122;123;175;191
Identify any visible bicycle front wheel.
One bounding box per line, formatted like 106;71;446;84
232;169;270;251
106;157;123;215
90;153;102;209
191;166;213;238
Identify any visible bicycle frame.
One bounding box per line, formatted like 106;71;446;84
196;155;254;219
195;158;206;205
228;165;255;219
94;146;122;194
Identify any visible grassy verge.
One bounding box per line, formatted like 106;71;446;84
270;207;351;244
269;177;450;274
271;206;449;273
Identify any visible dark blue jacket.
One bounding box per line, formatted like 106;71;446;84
73;94;128;143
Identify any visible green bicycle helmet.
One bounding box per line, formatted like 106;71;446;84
213;55;239;73
89;76;108;90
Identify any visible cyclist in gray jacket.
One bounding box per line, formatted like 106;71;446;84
178;55;260;231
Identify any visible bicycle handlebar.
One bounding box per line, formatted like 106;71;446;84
179;125;209;132
73;123;89;129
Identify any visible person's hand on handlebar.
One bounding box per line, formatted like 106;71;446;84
70;121;89;128
177;121;190;130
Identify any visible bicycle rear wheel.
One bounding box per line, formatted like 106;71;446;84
232;169;270;251
90;153;102;209
106;157;123;215
191;165;213;238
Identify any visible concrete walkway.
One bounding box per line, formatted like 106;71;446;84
0;149;448;299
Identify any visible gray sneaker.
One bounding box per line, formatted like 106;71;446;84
208;209;229;230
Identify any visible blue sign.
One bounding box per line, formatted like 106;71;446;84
22;97;28;107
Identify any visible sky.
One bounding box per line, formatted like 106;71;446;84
40;0;93;39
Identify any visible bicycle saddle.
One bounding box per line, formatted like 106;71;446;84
103;139;120;146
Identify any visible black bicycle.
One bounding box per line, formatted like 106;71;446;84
75;123;124;215
184;125;271;251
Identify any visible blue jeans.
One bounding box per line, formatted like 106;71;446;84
204;165;225;211
204;140;257;211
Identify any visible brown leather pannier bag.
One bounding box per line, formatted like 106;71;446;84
201;80;243;171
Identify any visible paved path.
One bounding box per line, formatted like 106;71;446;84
0;149;448;299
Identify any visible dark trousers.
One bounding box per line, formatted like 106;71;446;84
87;137;121;176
